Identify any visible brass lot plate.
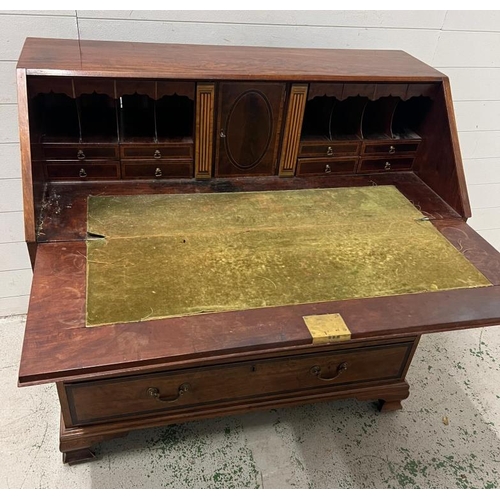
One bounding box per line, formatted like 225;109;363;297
303;313;352;344
86;186;491;327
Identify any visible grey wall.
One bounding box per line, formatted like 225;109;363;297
1;10;500;316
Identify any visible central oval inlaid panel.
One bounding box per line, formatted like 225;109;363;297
225;90;272;170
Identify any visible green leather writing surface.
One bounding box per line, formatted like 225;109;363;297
86;186;491;327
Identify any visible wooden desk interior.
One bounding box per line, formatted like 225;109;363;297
15;38;500;464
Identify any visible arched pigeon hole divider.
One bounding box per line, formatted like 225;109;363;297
360;96;400;140
74;78;118;143
301;95;367;141
329;96;367;140
28;77;80;142
392;96;433;140
155;81;195;143
301;95;337;140
115;80;195;143
117;80;156;142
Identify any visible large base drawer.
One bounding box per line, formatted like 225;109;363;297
65;341;413;425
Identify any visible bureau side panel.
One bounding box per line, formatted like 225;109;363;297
17;68;36;246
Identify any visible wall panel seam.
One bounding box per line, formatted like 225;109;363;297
459;129;500;133
438;66;500;69
0;267;31;273
454;100;500;103
468;183;500;188
0;12;76;18
74;16;500;34
0;294;32;300
0;241;26;246
74;17;445;31
478;227;500;232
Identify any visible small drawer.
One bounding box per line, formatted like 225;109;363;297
120;143;193;160
121;160;193;179
65;342;413;425
45;161;120;180
43;144;119;161
362;141;420;156
358;157;414;173
299;141;361;158
297;158;358;176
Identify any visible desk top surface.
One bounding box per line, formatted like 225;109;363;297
17;37;445;81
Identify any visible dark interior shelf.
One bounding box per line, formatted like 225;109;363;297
119;86;195;143
31;92;80;142
301;93;432;143
156;94;194;142
120;93;156;141
361;96;398;140
301;96;366;141
392;96;432;139
29;78;196;146
79;92;118;142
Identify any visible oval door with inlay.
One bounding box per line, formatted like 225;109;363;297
216;82;286;176
226;90;272;169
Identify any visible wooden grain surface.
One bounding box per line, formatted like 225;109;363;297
19;217;500;386
16;68;35;243
442;77;471;217
36;172;461;243
415;79;471;219
66;342;412;425
279;84;308;176
194;83;215;179
17;38;445;81
58;379;411;457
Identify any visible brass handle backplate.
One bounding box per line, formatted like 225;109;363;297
153;149;162;159
220;130;226;138
154;167;163;178
78;168;87;178
384;161;391;170
147;384;191;404
389;145;396;154
77;149;86;160
325;164;331;174
326;146;333;156
310;362;348;381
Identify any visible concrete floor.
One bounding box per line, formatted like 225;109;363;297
1;315;499;489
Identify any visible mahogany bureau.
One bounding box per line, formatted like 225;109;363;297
15;38;500;464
